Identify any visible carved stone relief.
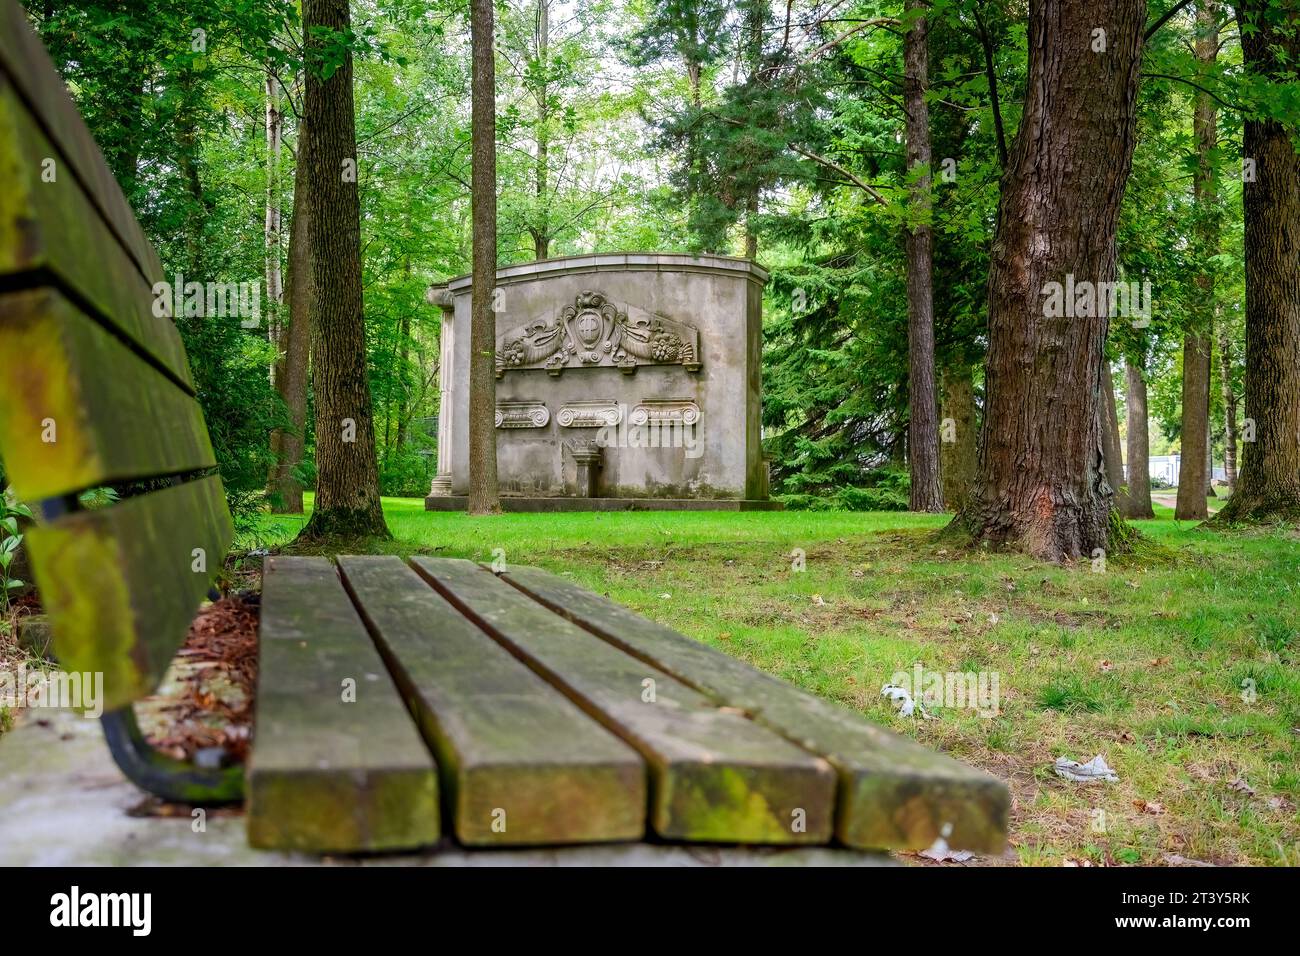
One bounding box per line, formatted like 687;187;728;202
496;290;701;377
495;401;550;428
556;401;622;428
629;399;701;427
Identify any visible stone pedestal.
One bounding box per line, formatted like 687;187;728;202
570;443;603;498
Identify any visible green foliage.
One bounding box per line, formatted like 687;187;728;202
0;488;32;607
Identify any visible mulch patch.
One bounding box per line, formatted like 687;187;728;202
142;595;259;763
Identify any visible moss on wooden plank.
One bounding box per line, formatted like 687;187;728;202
0;288;215;501
412;558;836;845
24;475;232;711
0;78;191;389
504;565;1009;853
248;557;440;853
338;555;646;846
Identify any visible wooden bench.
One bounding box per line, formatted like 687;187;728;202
0;3;1008;857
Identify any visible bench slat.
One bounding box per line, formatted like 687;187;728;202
0;2;164;284
23;475;232;711
0;288;215;501
503;567;1009;852
337;556;646;846
248;557;440;853
411;558;836;845
0;76;193;391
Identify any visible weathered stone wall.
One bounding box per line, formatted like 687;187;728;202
432;253;768;500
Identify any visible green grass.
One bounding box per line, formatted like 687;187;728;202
245;495;1300;866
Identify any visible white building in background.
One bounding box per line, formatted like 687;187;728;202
1123;454;1226;486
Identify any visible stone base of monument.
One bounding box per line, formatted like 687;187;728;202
424;496;784;512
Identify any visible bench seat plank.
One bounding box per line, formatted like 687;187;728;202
0;288;215;501
0;76;192;390
248;557;440;853
23;475;232;711
411;558;836;845
503;566;1009;852
0;2;164;284
337;556;645;846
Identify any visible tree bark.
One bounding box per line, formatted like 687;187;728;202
1101;362;1129;512
1217;309;1237;489
531;0;550;260
265;68;284;374
268;117;313;514
468;0;502;515
904;0;942;512
1121;354;1155;518
939;359;978;513
1176;0;1219;521
1175;333;1211;519
954;0;1146;561
1216;0;1300;523
298;0;390;540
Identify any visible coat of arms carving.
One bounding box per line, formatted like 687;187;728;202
496;290;701;377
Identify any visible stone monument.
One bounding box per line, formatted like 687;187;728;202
425;252;778;510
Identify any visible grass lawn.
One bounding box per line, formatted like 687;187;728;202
245;496;1300;866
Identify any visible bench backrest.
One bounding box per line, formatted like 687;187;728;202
0;2;231;711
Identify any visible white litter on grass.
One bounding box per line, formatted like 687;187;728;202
1054;754;1119;783
881;683;933;719
919;823;974;863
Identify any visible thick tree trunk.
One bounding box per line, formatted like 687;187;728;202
1216;0;1300;523
1175;333;1211;519
268;118;313;514
954;0;1145;560
1121;354;1155;518
939;360;978;513
468;0;502;515
298;0;390;540
903;0;942;512
1101;363;1128;512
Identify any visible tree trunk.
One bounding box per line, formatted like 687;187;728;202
1216;0;1300;522
1101;363;1128;512
468;0;502;515
903;0;942;512
298;0;389;540
939;360;977;513
1217;309;1238;489
265;68;284;375
1176;1;1219;521
532;0;550;261
1175;334;1211;519
1121;354;1155;518
268;117;313;514
954;0;1145;561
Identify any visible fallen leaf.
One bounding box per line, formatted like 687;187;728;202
1133;800;1166;815
1099;659;1114;672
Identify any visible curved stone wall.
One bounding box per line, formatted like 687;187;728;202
428;253;770;504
